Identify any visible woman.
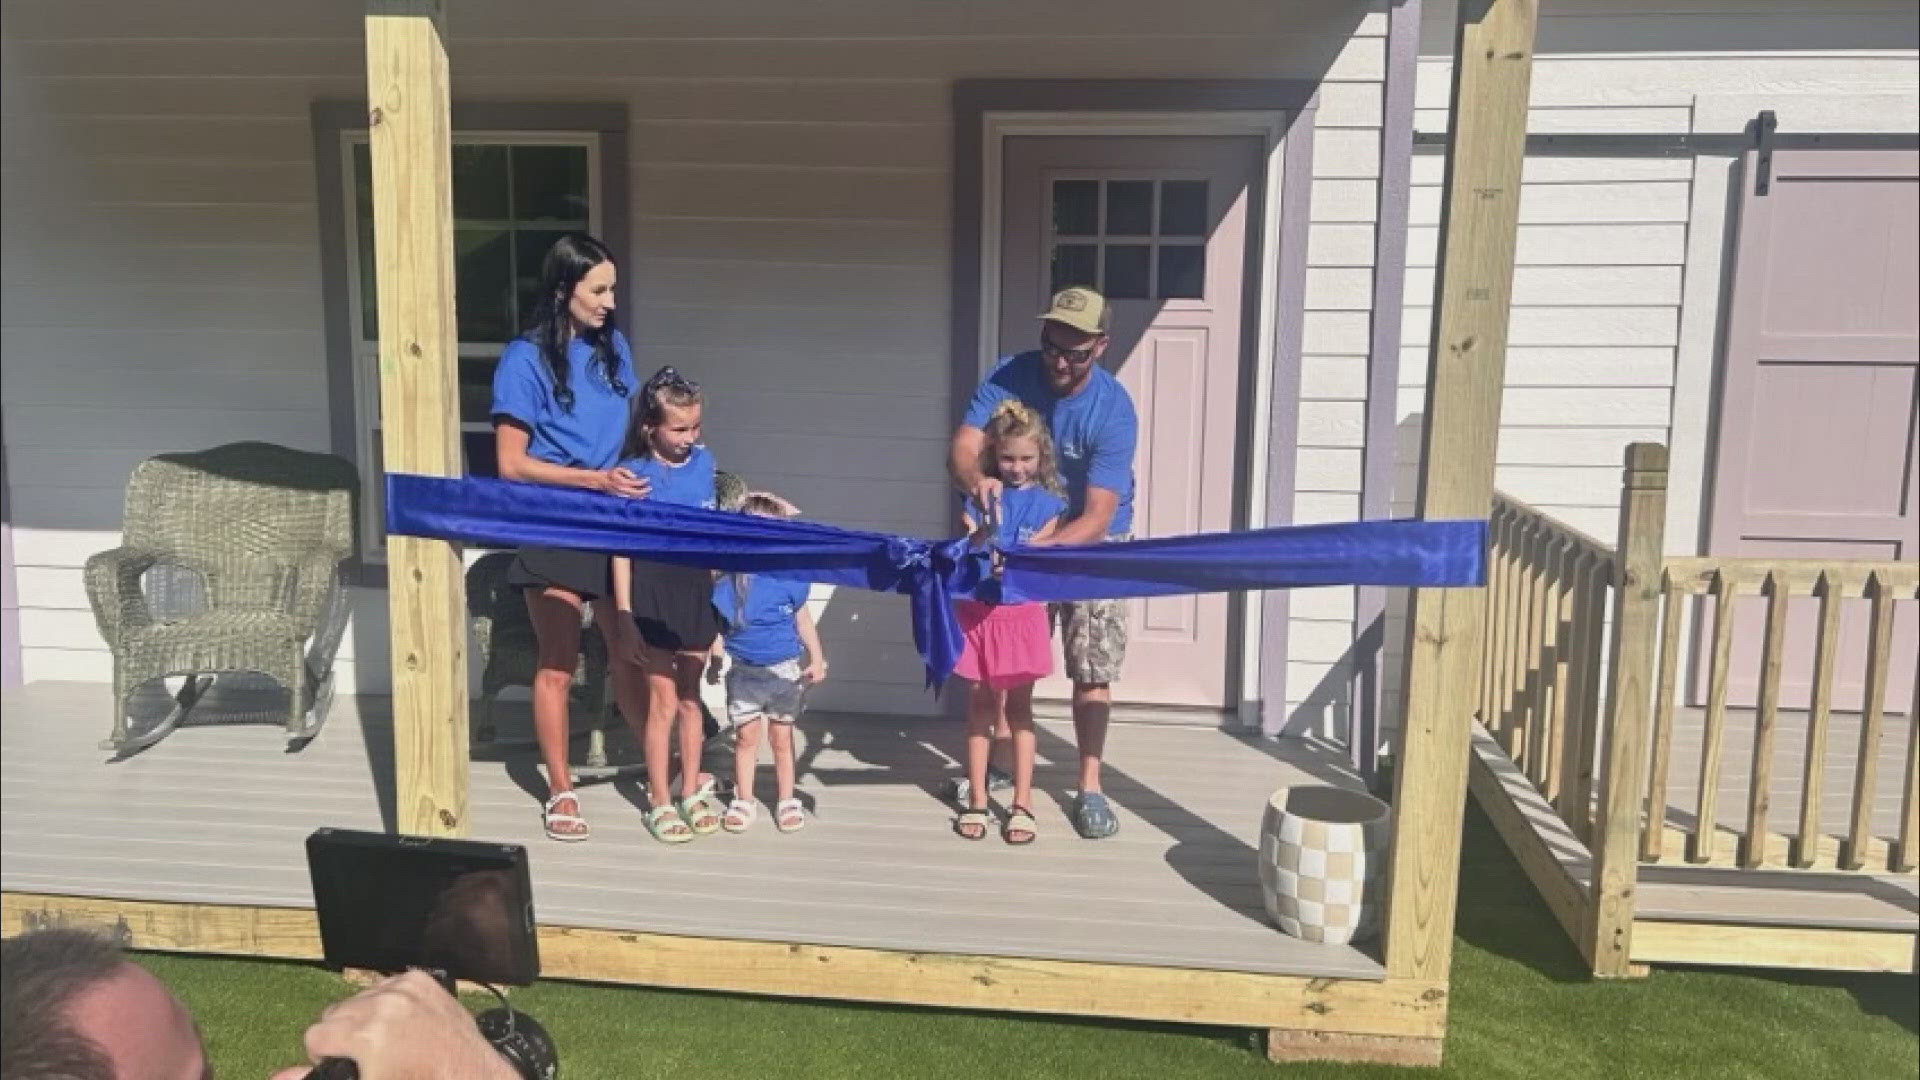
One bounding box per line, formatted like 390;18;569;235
492;233;649;841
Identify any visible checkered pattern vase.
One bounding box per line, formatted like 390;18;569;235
1257;786;1391;945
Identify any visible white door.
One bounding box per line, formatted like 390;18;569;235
998;135;1263;708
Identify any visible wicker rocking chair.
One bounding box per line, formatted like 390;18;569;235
84;442;357;753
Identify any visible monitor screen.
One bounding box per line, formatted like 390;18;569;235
305;828;539;987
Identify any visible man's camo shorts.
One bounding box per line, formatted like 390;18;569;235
1049;534;1132;684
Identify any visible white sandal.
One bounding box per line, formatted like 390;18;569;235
722;798;758;833
775;797;805;833
543;790;589;842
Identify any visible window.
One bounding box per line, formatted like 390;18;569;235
1049;177;1208;300
341;132;601;558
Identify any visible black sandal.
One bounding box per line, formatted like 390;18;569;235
954;808;991;841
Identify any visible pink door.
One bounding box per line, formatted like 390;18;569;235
1703;149;1919;712
999;136;1262;708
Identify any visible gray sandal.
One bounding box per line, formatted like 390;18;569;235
1072;792;1119;839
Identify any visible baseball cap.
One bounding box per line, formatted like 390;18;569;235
1037;286;1109;335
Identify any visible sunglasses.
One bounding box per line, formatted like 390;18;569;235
1040;337;1101;365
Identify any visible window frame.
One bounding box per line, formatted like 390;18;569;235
312;102;629;585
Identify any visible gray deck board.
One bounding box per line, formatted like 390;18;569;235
1;681;1382;980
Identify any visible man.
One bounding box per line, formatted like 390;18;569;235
1;928;208;1080
948;286;1138;839
0;928;516;1080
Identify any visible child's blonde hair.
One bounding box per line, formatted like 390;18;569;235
740;491;800;519
979;399;1063;495
729;490;801;625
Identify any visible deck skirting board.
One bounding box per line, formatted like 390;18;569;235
1630;919;1917;974
1;890;1447;1039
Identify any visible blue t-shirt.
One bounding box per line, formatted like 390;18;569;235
712;575;810;666
618;444;716;509
490;331;637;470
964;484;1067;547
962;352;1137;537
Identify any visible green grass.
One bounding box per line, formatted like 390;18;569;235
139;808;1916;1079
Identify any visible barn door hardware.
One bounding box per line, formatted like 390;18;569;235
1753;110;1778;195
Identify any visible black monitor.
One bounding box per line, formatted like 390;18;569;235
304;828;539;987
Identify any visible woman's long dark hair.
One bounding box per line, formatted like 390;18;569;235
524;233;627;412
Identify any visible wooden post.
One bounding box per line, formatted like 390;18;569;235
1381;0;1539;986
1740;571;1790;869
1790;573;1843;868
1840;573;1896;870
365;0;469;836
1640;569;1681;861
1587;443;1666;977
1687;570;1738;862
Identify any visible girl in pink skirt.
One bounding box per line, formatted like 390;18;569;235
952;400;1067;844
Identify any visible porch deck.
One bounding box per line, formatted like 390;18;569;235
0;680;1383;983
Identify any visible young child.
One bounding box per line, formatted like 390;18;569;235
610;365;726;844
951;400;1067;845
710;492;826;834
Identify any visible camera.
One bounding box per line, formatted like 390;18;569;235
301;828;559;1080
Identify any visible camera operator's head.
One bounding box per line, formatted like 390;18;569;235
1;928;209;1080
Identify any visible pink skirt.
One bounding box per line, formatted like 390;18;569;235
951;599;1052;690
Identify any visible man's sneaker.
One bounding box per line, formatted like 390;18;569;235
943;765;1013;804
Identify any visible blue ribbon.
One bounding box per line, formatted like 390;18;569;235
385;474;1486;690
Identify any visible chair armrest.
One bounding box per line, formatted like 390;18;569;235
83;546;163;641
276;553;347;637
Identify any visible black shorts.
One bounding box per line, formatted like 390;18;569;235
629;559;721;653
507;547;611;601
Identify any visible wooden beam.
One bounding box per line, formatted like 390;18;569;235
0;892;1449;1041
1384;0;1541;986
364;0;468;836
1588;444;1666;975
1631;919;1918;975
1467;723;1595;964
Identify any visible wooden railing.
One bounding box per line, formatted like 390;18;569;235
1477;442;1919;976
1640;558;1919;874
1480;491;1618;841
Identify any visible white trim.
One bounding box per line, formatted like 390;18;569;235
976;110;1289;711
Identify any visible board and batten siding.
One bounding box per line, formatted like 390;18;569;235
1376;0;1920;718
1;0;1390;721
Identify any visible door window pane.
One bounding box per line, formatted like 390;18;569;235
1157;245;1205;299
1051;243;1099;295
1105;180;1153;235
1104;244;1152;299
1052;180;1099;236
1160;180;1208;237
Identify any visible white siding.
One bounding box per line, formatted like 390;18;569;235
1284;8;1392;718
1379;0;1919;714
0;0;1389;718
